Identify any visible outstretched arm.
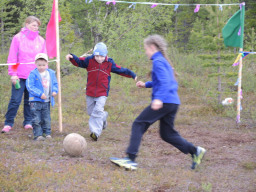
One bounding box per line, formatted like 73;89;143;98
110;59;137;80
136;81;145;88
65;53;90;68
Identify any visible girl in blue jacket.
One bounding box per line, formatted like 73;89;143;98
110;35;206;170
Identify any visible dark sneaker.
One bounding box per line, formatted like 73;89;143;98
90;133;98;141
110;157;138;171
191;146;206;169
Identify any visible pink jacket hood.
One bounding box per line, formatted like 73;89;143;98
8;27;47;79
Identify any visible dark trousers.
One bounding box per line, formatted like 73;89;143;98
126;103;196;161
5;79;32;127
30;102;51;139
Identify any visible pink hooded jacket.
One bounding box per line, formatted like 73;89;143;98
7;28;47;79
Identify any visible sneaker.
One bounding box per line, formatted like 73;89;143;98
24;124;33;130
191;146;206;169
103;112;108;130
110;157;138;170
34;136;45;141
45;135;52;139
1;125;12;133
90;133;98;141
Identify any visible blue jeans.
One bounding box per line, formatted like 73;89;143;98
4;79;32;127
30;102;51;139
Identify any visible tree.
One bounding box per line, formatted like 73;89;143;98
67;0;176;54
0;0;20;54
188;0;238;103
171;0;197;51
245;27;256;51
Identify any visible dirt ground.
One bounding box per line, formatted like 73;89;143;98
1;113;255;191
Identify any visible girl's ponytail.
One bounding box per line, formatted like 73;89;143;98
144;35;178;78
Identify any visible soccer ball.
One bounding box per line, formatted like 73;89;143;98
63;133;87;157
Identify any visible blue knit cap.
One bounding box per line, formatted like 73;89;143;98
93;42;108;57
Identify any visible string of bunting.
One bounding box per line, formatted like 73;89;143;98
0;59;58;66
232;51;255;66
93;0;241;11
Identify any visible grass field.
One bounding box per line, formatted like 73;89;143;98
0;52;256;191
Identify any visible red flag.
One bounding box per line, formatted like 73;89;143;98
46;0;61;59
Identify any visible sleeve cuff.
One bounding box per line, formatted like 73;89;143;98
153;96;163;102
145;81;153;88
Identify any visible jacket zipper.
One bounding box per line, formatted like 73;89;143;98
95;63;101;97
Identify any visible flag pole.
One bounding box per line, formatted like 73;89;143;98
237;48;243;124
236;2;245;124
55;0;63;132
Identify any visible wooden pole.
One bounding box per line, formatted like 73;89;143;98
237;3;245;124
55;0;63;132
236;48;243;123
236;48;243;124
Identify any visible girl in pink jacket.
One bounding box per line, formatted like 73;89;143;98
2;16;47;133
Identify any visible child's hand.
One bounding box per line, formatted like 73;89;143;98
134;76;138;82
151;99;163;110
65;54;73;61
41;94;47;100
52;92;57;97
136;81;145;88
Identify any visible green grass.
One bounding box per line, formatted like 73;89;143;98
241;161;256;170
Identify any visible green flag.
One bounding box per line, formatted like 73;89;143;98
222;5;245;48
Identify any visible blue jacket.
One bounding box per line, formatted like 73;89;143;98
26;68;58;106
145;52;180;104
70;54;136;97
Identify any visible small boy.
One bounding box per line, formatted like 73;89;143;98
66;42;137;141
26;53;58;141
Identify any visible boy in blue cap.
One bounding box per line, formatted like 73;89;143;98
66;42;137;141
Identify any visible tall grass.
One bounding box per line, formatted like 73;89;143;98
0;45;255;124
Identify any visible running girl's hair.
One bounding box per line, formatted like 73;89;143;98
144;34;177;76
24;16;41;26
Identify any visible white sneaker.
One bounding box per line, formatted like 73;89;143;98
35;136;45;141
45;135;52;139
